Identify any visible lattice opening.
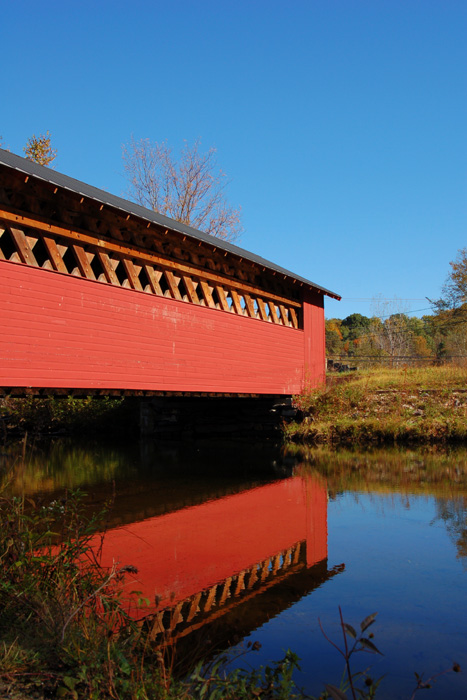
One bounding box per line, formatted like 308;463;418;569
62;247;81;276
160;609;173;630
191;279;201;304
180;599;193;621
90;252;106;282
262;303;272;322
228;577;238;597
114;261;129;287
0;228;18;261
177;277;189;303
150;266;165;296
138;266;151;293
197;283;207;306
225;291;234;311
211;287;222;310
28;235;50;268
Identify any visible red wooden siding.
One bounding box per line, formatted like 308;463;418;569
96;474;328;614
0;260;324;394
303;289;326;389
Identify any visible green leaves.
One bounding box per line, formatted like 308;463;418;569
57;676;78;699
359;637;382;655
186;647;303;700
360;613;377;633
325;683;349;700
343;623;357;639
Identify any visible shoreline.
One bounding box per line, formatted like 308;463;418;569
283;367;467;446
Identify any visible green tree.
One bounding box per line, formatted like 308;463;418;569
24;131;57;166
436;248;467;312
431;249;467;362
340;313;372;341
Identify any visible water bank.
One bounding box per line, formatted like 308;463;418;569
284;366;467;445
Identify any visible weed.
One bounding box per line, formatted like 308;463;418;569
288;367;467;445
315;608;460;700
317;609;383;700
187;647;303;700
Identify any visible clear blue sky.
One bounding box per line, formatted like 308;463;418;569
3;0;466;319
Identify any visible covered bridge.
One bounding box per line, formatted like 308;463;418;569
0;149;340;398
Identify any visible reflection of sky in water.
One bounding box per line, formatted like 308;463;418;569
237;493;466;700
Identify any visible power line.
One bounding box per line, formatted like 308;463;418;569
327;307;435;321
339;298;427;302
377;306;433;319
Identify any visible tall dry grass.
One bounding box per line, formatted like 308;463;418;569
285;366;467;445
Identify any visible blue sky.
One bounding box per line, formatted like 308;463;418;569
2;0;466;319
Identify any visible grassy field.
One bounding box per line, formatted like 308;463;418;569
284;366;467;445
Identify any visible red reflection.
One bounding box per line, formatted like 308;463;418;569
97;473;327;618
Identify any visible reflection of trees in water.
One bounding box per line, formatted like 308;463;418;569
291;445;467;494
434;496;467;568
0;439;297;524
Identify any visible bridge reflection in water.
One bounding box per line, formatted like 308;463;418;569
97;472;342;648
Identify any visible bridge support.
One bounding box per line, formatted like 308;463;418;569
139;396;297;439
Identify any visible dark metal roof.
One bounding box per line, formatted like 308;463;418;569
0;148;341;300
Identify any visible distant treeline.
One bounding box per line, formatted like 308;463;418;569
327;248;467;367
326;309;466;367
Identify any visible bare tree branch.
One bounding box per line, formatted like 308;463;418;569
122;137;242;242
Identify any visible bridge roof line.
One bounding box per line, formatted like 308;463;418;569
0;148;340;301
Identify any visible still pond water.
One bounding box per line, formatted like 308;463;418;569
2;438;467;699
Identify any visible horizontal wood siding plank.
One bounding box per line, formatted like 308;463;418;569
0;261;315;394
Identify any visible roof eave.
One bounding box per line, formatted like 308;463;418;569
0;148;341;300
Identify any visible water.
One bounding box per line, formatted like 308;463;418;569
1;438;466;699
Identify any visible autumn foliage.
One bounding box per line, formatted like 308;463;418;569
326;249;467;367
23;131;57;167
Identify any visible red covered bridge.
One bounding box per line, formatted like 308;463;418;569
0;150;339;397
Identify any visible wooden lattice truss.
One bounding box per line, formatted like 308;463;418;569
145;540;306;644
0;168;307;328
